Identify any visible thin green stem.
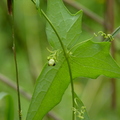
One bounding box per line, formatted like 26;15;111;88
32;0;75;120
105;26;120;41
11;1;22;120
111;26;120;37
41;9;75;120
31;0;75;119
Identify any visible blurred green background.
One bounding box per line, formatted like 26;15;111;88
0;0;120;120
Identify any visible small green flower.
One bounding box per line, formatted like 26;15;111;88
48;58;56;66
47;48;60;66
96;31;114;41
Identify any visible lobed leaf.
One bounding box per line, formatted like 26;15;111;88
70;40;120;79
26;40;120;120
46;0;82;50
27;0;120;120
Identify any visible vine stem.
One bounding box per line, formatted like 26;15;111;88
41;9;75;120
10;1;22;120
31;0;75;119
105;26;120;41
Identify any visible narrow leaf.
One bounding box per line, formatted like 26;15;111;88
74;92;90;120
0;92;14;120
0;92;8;100
6;95;14;120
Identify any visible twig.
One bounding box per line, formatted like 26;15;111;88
63;0;104;25
8;0;22;119
0;73;31;101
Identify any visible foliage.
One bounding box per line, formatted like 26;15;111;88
0;92;14;120
26;0;120;120
0;0;120;120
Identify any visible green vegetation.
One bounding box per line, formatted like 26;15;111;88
0;0;120;120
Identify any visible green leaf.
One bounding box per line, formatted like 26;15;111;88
0;92;8;100
0;92;14;120
27;0;120;120
74;92;90;120
26;40;120;120
70;40;120;79
26;57;70;120
6;95;14;120
46;0;82;49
